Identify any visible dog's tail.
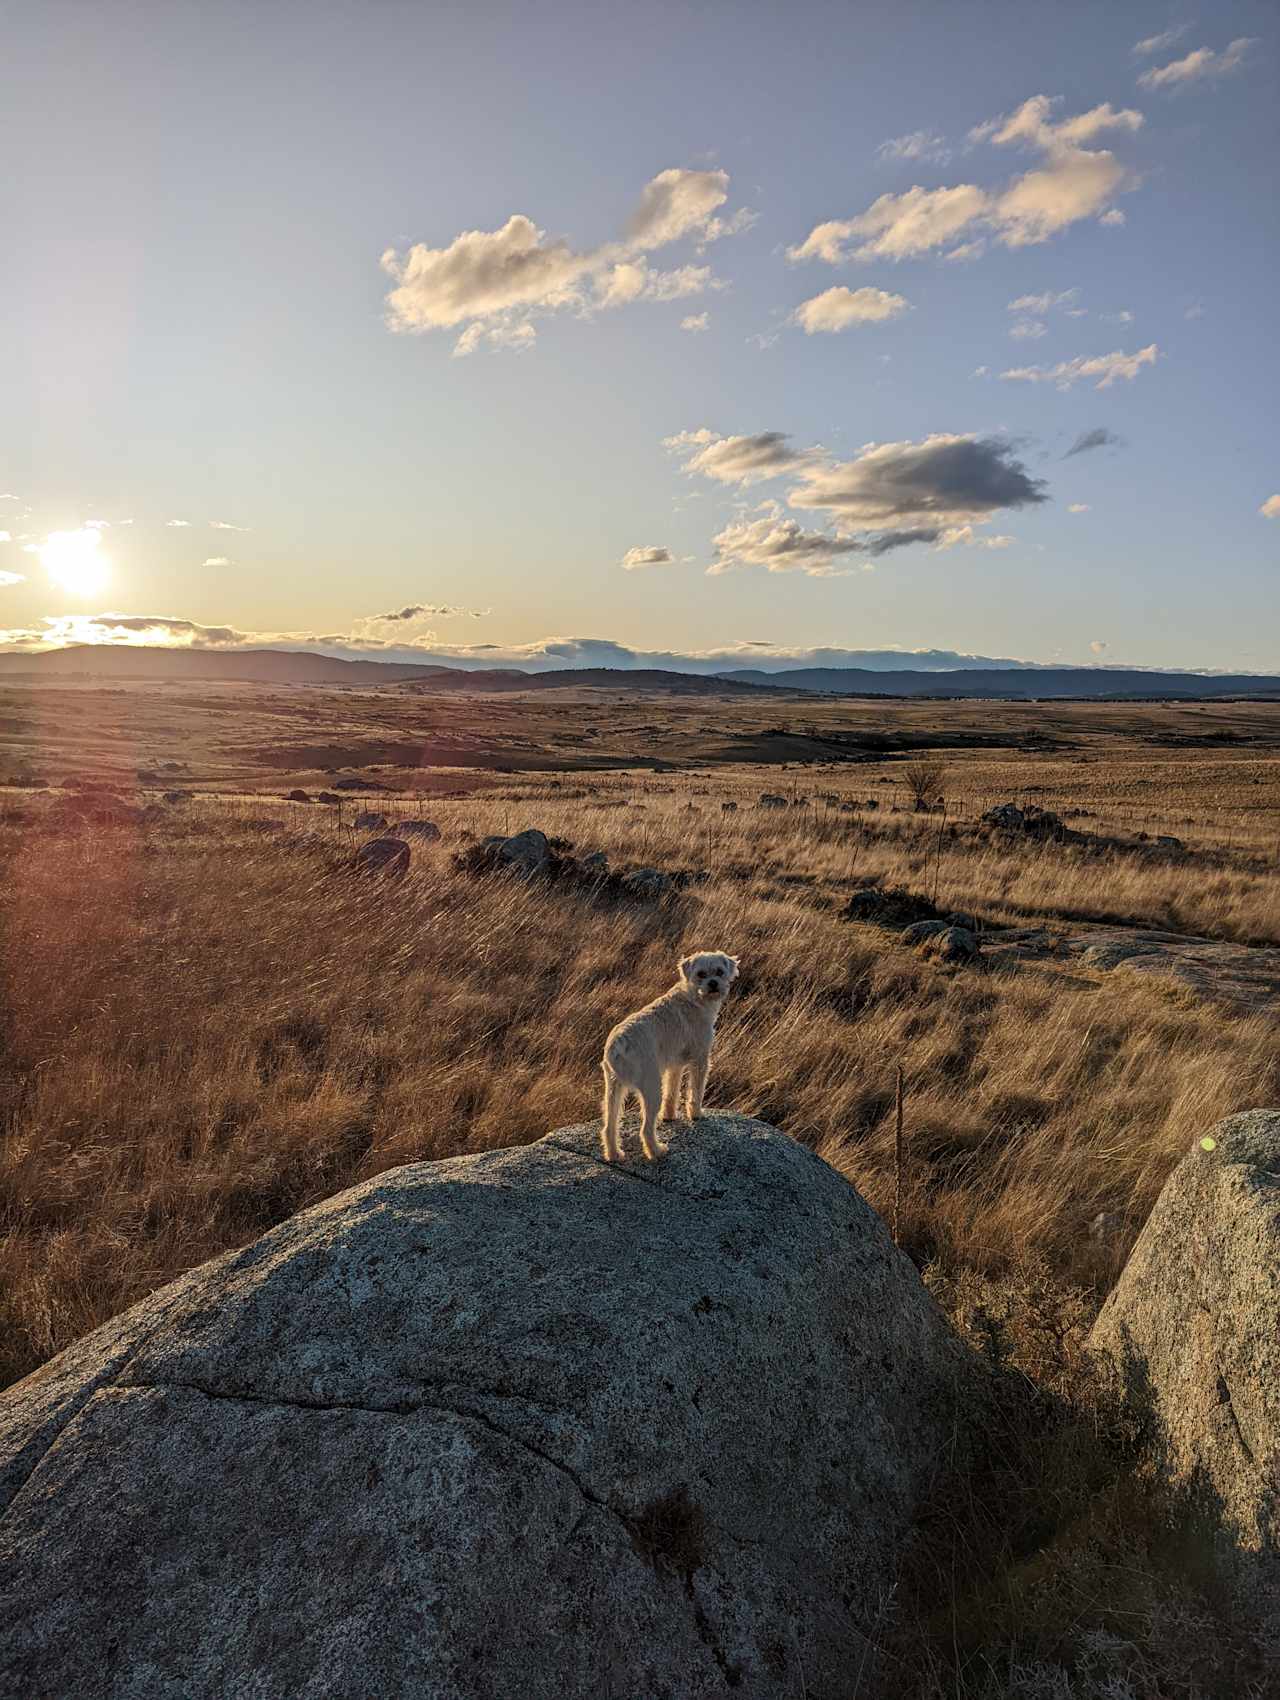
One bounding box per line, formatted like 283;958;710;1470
601;1065;624;1147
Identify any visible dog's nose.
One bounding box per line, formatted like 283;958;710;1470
707;980;720;994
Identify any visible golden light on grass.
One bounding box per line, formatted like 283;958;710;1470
38;526;110;595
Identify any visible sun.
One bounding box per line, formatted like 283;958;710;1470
40;527;110;595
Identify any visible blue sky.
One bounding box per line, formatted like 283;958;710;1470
2;0;1276;672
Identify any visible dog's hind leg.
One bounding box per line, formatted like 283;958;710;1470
686;1055;710;1121
636;1064;666;1161
601;1067;626;1162
660;1066;683;1122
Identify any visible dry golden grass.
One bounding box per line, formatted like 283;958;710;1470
1;755;1277;1695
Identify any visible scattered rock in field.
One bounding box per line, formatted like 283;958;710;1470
136;769;158;784
353;811;388;832
946;911;978;932
316;791;340;804
980;802;1074;841
844;886;947;928
1090;1111;1280;1621
721;800;738;812
392;820;441;842
353;837;410;878
921;926;980;965
454;831;681;905
1153;834;1185;854
1066;929;1280;1015
287;789;311;803
332;776;376;792
901;919;951;946
0;1115;978;1699
620;867;673;901
758;793;788;809
162;789;193;806
499;828;551;877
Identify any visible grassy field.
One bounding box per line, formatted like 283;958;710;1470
2;684;1278;1694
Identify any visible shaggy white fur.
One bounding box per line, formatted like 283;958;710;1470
600;951;740;1162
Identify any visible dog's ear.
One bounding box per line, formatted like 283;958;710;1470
725;955;741;977
678;955;697;980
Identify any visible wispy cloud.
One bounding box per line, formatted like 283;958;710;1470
1001;344;1160;390
680;312;709;333
792;286;911;333
1065;426;1123;457
209;519;251;531
790;97;1142;264
1260;495;1280;520
381;167;751;355
1132;23;1192;58
202;556;233;567
1138;37;1255;90
165;519;191;528
1090;638;1108;653
1068;503;1091;513
876;130;951;166
620;545;676;570
664;428;816;486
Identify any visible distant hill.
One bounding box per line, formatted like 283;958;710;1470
0;646;764;694
2;645;1276;700
717;666;1280;700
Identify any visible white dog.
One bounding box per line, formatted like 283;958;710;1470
600;951;740;1162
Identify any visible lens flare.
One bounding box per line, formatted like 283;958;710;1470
40;528;110;595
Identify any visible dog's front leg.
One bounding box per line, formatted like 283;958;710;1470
660;1067;683;1122
686;1055;710;1120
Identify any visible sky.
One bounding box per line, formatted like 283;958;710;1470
2;0;1277;674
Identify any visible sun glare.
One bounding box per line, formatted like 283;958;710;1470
40;527;110;596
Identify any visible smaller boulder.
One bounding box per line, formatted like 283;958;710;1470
162;789;192;805
354;811;388;832
393;820;442;842
946;911;978;932
316;792;340;804
758;793;788;809
621;867;673;901
498;829;550;877
923;926;980;965
721;800;738;813
287;790;311;804
354;838;410;878
902;919;950;946
332;776;375;792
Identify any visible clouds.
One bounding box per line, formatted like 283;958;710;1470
1138;38;1255;91
790;96;1142;266
0;571;24;587
664;428;815;486
875;130;952;166
667;427;1045;571
1001;344;1160;390
1133;24;1192;58
1261;495;1280;520
1068;503;1091;514
1064;426;1123;457
165;519;191;528
786;433;1047;539
1090;639;1108;653
709;516;866;577
209;519;251;532
680;312;709;333
381;167;750;354
792;286;911;333
203;556;233;567
620;545;675;570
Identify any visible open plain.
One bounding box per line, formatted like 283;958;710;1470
2;678;1278;1693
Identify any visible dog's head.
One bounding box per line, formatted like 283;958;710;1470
679;951;740;1004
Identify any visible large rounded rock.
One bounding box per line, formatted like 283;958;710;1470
1090;1110;1280;1621
0;1116;972;1699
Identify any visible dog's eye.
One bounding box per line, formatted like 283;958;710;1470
695;970;706;979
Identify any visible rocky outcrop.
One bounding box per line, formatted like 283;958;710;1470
353;837;410;877
0;1116;974;1700
1065;929;1280;1015
1091;1110;1280;1621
